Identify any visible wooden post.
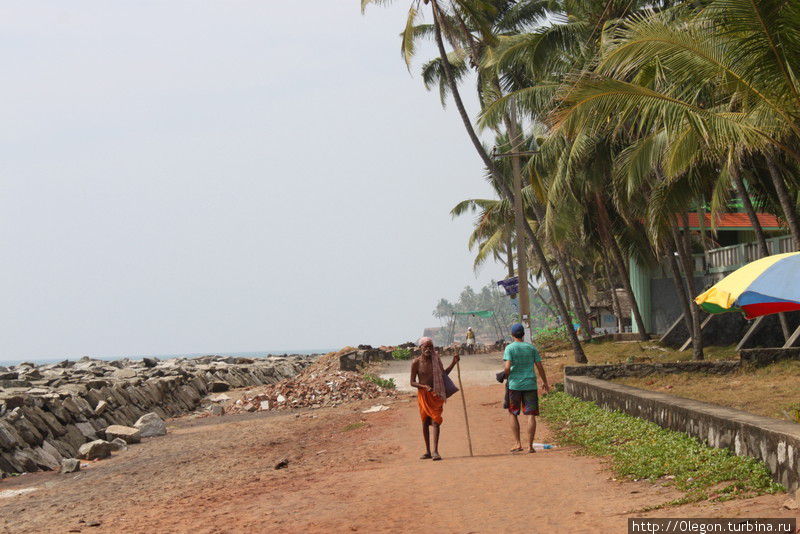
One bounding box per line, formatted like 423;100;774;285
455;360;473;457
736;316;765;351
782;324;800;348
679;313;713;352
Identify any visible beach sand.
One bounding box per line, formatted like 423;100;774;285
0;353;793;533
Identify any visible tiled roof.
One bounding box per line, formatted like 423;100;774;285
683;213;783;230
589;288;632;318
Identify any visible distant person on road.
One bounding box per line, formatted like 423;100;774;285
503;323;550;453
410;337;460;461
465;327;476;353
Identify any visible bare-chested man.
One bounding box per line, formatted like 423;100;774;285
410;337;459;461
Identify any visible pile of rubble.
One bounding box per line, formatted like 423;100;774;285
226;348;397;414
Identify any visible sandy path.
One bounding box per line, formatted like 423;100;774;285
0;353;793;533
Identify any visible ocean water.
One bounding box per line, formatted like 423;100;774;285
0;349;335;368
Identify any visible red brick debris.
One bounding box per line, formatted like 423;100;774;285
226;348;397;414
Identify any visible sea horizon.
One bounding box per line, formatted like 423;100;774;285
0;348;336;368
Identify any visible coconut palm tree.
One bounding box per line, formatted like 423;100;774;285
470;2;685;343
363;0;588;362
554;2;800;244
367;0;800;357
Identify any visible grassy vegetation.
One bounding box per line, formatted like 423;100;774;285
537;337;736;363
541;392;784;508
538;340;738;385
391;348;412;360
363;373;396;389
342;421;367;432
532;338;795;422
574;340;737;364
614;360;800;423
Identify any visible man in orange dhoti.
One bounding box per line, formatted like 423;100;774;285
410;337;459;461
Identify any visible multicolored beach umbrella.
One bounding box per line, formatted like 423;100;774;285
695;252;800;319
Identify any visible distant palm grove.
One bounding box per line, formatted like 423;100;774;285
363;0;800;363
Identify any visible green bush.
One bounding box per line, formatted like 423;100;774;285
784;403;800;423
392;348;412;360
541;392;783;507
363;373;396;389
531;325;570;350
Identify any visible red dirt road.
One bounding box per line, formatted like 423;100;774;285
0;356;795;533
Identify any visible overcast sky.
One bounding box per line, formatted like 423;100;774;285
0;1;501;360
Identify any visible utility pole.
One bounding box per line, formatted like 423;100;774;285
511;160;531;340
500;110;532;342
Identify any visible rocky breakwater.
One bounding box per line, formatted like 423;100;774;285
0;354;314;477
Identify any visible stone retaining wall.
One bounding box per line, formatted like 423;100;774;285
740;347;800;367
0;357;311;477
565;375;800;491
564;360;740;380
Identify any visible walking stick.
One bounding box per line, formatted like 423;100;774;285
455;355;474;457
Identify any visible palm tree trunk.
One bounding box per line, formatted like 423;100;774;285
697;202;708;252
529;281;557;317
506;128;532;333
670;223;704;360
577;271;592;316
576;277;595;337
577;273;594;327
566;262;585;314
766;155;800;250
560;264;585;338
731;165;770;255
730;164;791;339
560;275;575;319
602;254;624;333
429;1;586;363
593;192;648;340
560;253;593;340
529;196;594;343
664;240;695;338
679;213;698;296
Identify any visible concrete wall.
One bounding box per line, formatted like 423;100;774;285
564;361;740;380
629;255;714;335
649;275;707;335
565;375;800;491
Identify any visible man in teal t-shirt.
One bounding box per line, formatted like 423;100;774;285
503;323;550;453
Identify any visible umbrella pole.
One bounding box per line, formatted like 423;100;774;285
455;359;474;457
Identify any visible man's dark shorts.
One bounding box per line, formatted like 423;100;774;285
504;388;539;415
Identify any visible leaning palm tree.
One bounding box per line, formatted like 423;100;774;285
527;129;651;340
469;2;668;343
363;0;588;362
